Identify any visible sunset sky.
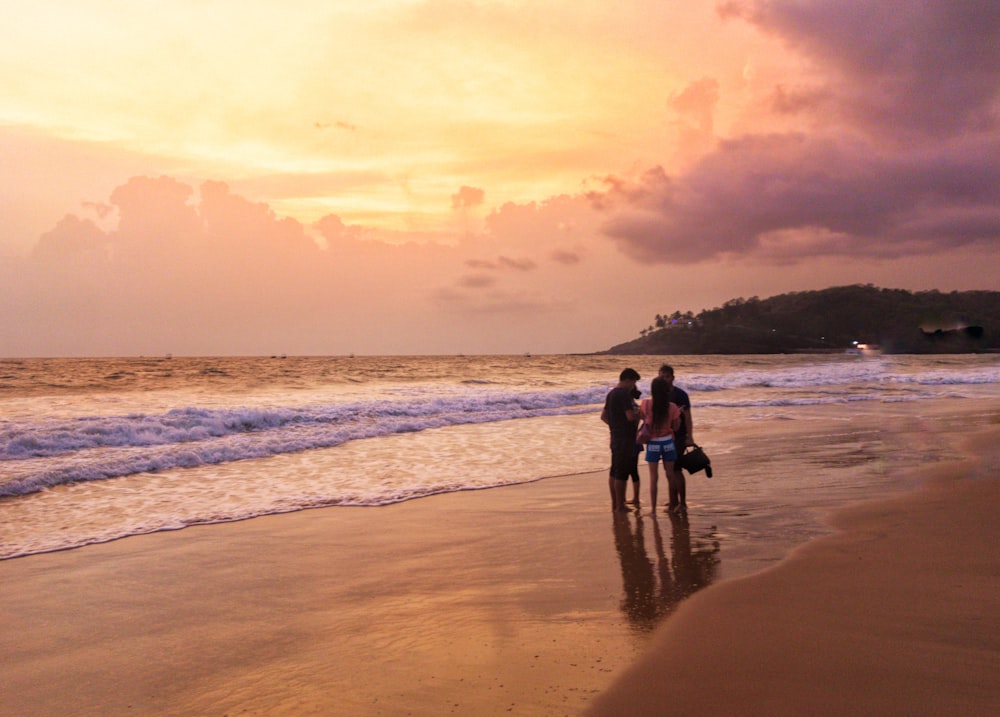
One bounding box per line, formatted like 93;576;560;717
2;0;998;356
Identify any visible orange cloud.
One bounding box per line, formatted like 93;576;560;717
451;185;486;210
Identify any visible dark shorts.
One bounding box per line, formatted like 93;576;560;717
610;438;635;481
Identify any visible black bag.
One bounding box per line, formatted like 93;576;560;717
678;443;712;478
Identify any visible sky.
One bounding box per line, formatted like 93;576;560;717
1;0;998;356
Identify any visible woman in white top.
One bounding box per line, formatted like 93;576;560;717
639;377;682;511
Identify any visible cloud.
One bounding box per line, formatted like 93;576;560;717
458;273;496;288
596;132;1000;263
590;0;1000;264
549;249;581;265
463;256;536;272
314;120;358;132
669;77;720;134
81;200;115;220
497;256;536;271
722;0;1000;138
32;214;108;261
315;213;364;245
4;173;616;355
451;185;485;210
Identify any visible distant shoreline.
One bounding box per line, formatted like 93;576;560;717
602;285;999;356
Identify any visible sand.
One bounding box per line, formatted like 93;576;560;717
2;412;999;716
1;474;652;716
586;428;1000;717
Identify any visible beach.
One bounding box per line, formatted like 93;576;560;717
586;425;1000;717
2;393;998;716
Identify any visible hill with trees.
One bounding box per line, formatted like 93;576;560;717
604;285;1000;354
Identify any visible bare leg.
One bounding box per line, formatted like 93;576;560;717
647;461;659;512
609;474;618;512
614;479;629;512
667;465;687;512
674;466;687;511
666;465;680;511
630;479;641;506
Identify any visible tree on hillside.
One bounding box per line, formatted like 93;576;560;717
604;286;1000;354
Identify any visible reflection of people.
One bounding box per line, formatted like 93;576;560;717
639;377;682;512
663;511;720;608
658;364;693;512
601;368;641;513
612;515;657;631
611;513;721;633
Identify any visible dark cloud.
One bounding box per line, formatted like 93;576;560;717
464;256;536;271
594;0;1000;264
723;0;1000;138
598;132;1000;263
549;249;581;265
497;256;536;271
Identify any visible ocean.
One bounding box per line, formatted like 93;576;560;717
2;353;999;564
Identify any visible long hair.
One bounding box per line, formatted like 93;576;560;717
650;377;673;429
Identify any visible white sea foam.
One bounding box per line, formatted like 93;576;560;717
3;358;998;497
1;354;997;559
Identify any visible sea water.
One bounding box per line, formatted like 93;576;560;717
2;353;998;561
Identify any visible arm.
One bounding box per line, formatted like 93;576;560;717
668;402;682;433
626;405;640;423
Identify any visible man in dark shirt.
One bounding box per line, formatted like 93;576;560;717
601;368;641;512
659;364;693;511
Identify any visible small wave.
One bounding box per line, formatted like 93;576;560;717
3;358;994;498
0;387;607;496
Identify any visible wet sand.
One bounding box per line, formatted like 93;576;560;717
586;427;1000;716
1;405;998;716
0;472;681;716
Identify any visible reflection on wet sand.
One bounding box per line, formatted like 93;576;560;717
613;512;721;632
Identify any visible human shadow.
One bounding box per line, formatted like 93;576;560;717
612;511;721;633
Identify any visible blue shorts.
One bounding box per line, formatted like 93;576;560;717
645;436;676;464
